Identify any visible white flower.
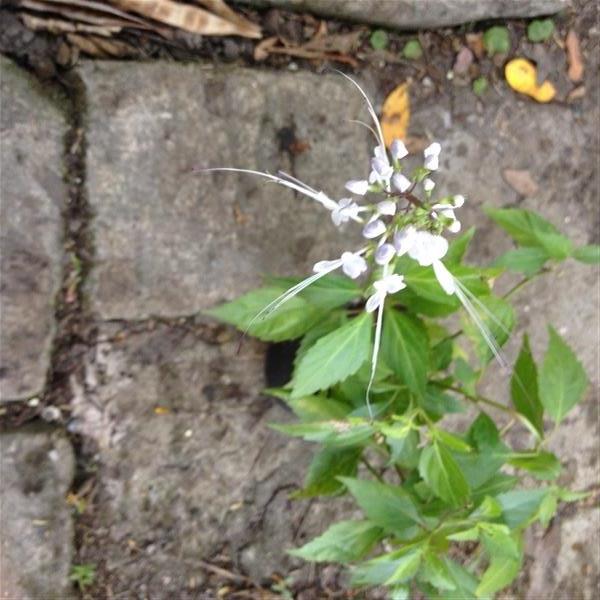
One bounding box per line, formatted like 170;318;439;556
362;218;387;239
331;197;362;226
375;243;396;265
407;230;449;266
369;153;394;189
424;142;441;171
345;179;369;195
392;172;411;193
393;226;417;256
391;139;408;161
366;274;406;312
431;195;465;233
423;178;435;192
376;200;397;216
313;251;367;279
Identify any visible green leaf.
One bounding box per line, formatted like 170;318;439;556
479;523;520;560
381;310;429;396
573;244;600;264
472;474;518;502
484;207;573;259
272;274;361;311
292;313;372;397
403;39;423;59
289;520;382;563
419;442;470;507
496;489;548;529
206;286;324;342
538;326;588;424
271;420;374;447
370;29;389;50
295;446;361;498
435;429;472;453
294;312;348;368
446;227;476;264
340;477;425;532
538;492;558;528
387;428;421;469
483;26;510;55
476;556;520;598
508;451;561;481
352;547;423;586
470;495;503;519
421;385;465;420
461;295;515;365
440;559;480;600
527;18;554;42
472;76;488;97
265;388;349;421
495;247;549;276
419;552;457;591
511;334;544;435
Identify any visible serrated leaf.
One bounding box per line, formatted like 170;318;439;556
352;547;423;587
480;523;520;559
340;477;425;532
508;451;561;480
485;207;573;259
206;286;324;341
446;227;476;265
381;310;429;396
289;520;382;563
538;326;588;424
573;244;600;264
295;446;361;498
511;334;544;435
421;386;465;421
292;313;372;397
476;556;520;597
461;295;515;365
294;312;348;368
419;442;470;507
495;247;549;276
386;550;423;585
496;488;548;529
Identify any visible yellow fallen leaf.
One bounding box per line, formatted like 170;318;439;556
505;58;556;103
154;406;170;415
381;82;410;148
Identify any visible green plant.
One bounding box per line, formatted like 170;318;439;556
472;76;488;96
370;29;389;51
204;75;596;598
403;40;423;60
483;26;510;55
527;19;555;43
70;564;96;591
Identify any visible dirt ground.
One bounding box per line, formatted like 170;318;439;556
1;1;598;598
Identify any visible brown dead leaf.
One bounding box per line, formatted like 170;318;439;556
195;0;260;38
466;32;484;59
453;46;473;75
566;85;586;103
253;35;278;60
565;29;584;82
381;82;410;148
21;12;122;35
67;33;135;56
502;168;539;197
112;0;261;38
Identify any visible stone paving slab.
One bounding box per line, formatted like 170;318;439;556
0;57;66;401
70;321;356;595
238;0;569;30
0;427;75;600
81;62;367;321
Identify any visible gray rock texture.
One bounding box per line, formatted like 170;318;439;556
69;321;355;594
237;0;569;29
0;428;75;600
0;57;66;401
81;62;366;320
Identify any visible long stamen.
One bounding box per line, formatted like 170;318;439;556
365;300;384;421
346;119;380;145
336;71;386;153
198;167;338;211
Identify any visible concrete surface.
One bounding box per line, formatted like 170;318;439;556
0;56;66;401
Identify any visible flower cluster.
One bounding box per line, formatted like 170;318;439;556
203;74;491;415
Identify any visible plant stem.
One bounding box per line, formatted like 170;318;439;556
361;456;384;482
433;381;515;416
